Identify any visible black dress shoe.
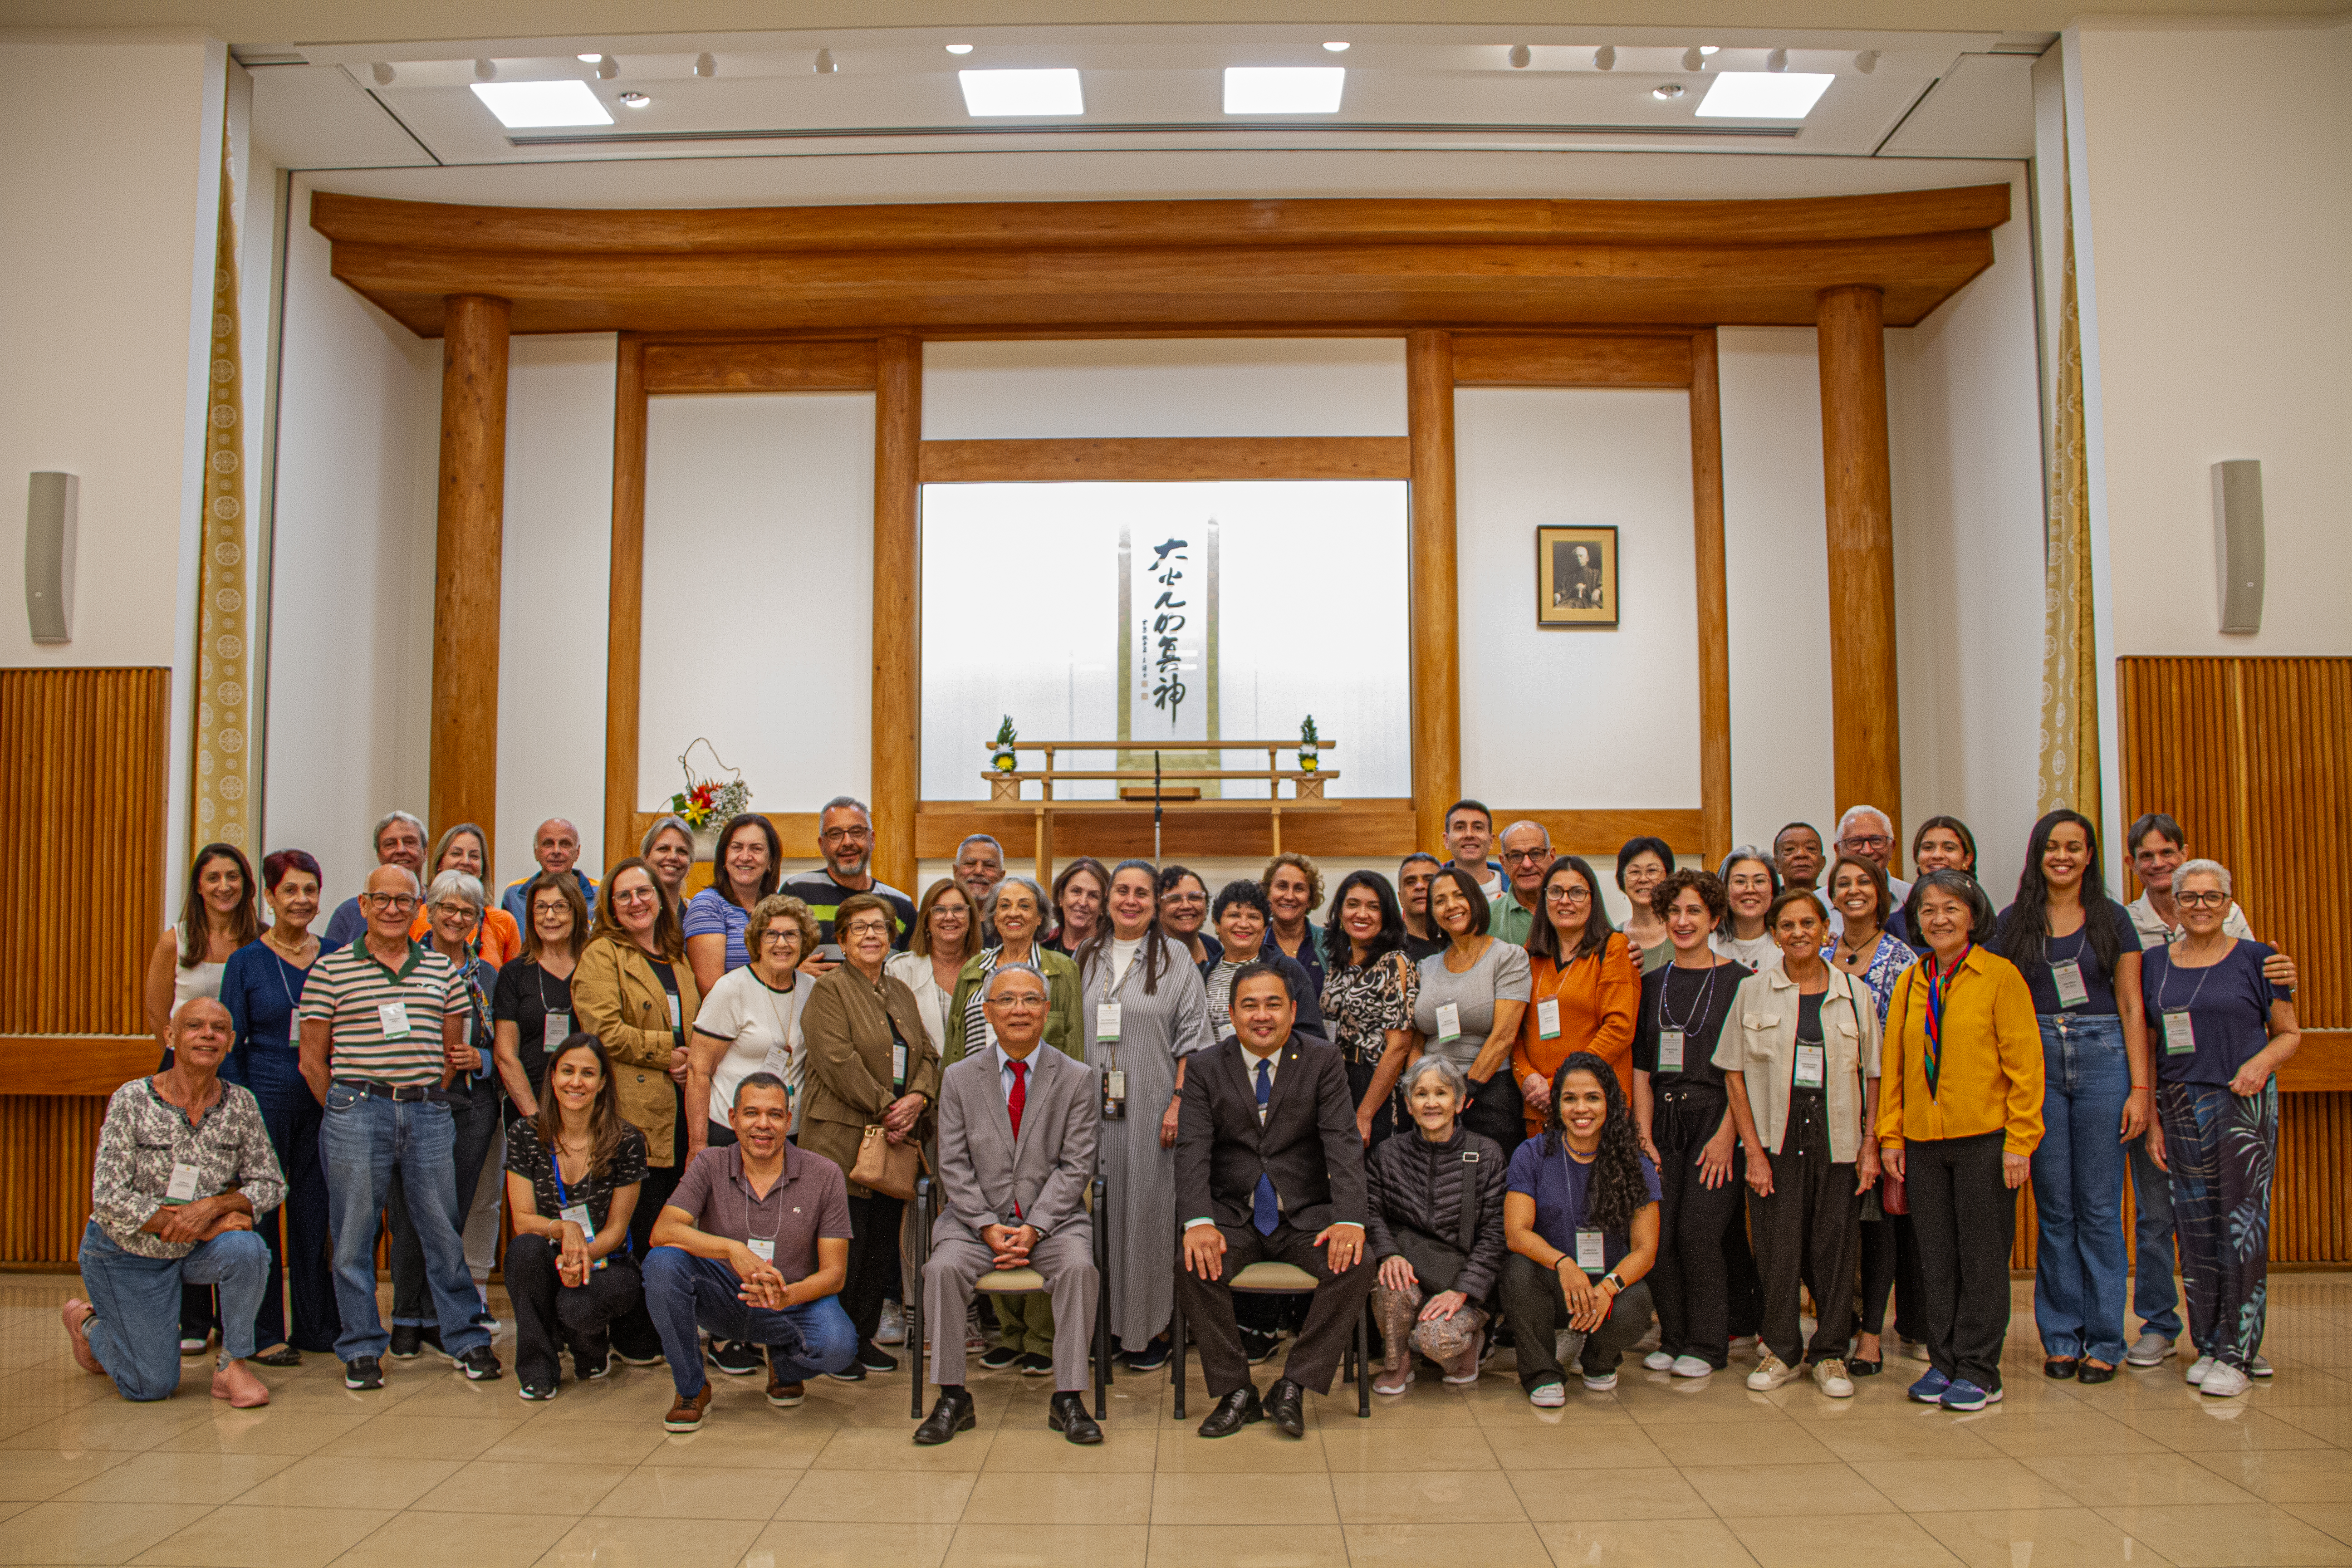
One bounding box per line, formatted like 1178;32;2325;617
1265;1377;1306;1438
1196;1384;1261;1439
913;1388;977;1445
1049;1390;1103;1445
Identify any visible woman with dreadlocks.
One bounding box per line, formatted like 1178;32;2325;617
1499;1050;1660;1406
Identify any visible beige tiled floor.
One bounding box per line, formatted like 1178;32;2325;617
4;1274;2351;1567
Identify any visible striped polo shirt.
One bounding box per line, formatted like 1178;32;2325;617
298;939;466;1087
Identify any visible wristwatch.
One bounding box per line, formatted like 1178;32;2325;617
1599;1271;1624;1293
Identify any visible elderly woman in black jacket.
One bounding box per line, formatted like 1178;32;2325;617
1365;1053;1510;1395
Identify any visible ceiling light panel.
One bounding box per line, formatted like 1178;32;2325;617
958;67;1083;116
469;78;612;128
1224;66;1344;114
1695;70;1834;118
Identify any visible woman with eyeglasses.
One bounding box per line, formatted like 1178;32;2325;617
1615;838;1677;977
1710;849;1783;970
1519;858;1639;1139
491;872;593;1123
404;823;522;966
1414;866;1532;1152
885;880;978;1063
1156;865;1221;968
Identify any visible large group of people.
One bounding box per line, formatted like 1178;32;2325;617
74;794;2302;1441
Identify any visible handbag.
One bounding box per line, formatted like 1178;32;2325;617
850;1123;921;1200
1877;1167;1908;1217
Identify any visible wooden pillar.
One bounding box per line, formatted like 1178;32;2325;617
602;335;647;875
430;294;510;852
872;335;922;894
1688;329;1734;869
1816;285;1902;841
1407;330;1462;856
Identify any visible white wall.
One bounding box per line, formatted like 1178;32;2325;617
638;392;876;815
1455;387;1702;812
494;334;616;892
923;338;1406;439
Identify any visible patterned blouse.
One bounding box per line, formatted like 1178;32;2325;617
91;1077;286;1258
505;1117;649;1238
1827;929;1921;1025
1321;950;1419;1067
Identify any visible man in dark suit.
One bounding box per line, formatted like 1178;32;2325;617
1176;962;1372;1437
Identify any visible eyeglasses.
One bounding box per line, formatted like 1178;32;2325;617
758;930;801;946
1544;886;1592;905
1839;834;1892;853
612;888;658;906
1501;849;1550;866
431;902;476;919
818;827;870;843
843;920;892;940
361;893;417;911
532;902;570;919
1163;893;1207;907
2175;890;2229;908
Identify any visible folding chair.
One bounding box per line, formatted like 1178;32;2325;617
1169;1254;1373;1420
906;1175;1111;1420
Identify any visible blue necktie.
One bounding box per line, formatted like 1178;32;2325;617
1252;1058;1279;1235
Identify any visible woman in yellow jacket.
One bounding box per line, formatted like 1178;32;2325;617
1878;869;2043;1413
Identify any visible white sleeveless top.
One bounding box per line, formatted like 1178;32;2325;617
172;958;226;1017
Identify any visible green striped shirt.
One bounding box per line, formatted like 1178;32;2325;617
299;940;466;1086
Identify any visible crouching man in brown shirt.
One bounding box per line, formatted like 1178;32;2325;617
645;1072;855;1431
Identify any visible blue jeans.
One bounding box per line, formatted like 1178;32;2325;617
320;1085;490;1363
642;1246;857;1398
2127;1130;2182;1339
77;1223;268;1401
2031;1014;2132;1364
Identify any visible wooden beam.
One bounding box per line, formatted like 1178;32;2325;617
2277;1031;2352;1093
0;1037;157;1098
911;801;1701;862
603;335;647;874
1689;329;1734;870
1408;330;1461;860
872;335;922;896
430;294;509;855
643;338;877;393
1452;333;1693;387
918;436;1410;485
1817;284;1902;844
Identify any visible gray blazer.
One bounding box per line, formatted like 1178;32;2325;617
931;1043;1100;1245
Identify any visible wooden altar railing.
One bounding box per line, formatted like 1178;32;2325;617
984;739;1337;882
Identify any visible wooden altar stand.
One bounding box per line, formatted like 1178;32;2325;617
984;739;1337;882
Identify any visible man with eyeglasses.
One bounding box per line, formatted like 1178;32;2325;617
321;811;427;947
498;818;598;930
1832;807;1909;906
299;865;502;1391
780;796;918;961
1486;821;1557;945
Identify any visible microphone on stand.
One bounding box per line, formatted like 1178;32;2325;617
1154;750;1163;863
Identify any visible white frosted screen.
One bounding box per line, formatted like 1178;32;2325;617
922;338;1407;439
920;481;1411;802
640;392;876;812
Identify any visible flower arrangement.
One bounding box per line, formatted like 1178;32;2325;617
1297;714;1320;773
990;715;1019;774
669;738;750;830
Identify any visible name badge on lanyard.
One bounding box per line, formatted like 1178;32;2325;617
2163;1009;2196;1055
543;1009;571;1047
1435;1002;1463;1042
377;1000;413;1040
165;1161;201;1204
2051;960;2090;1009
1794;1043;1826;1090
1658;1030;1685;1071
761;1043;793;1080
559;1202;597;1245
1096;1002;1122;1041
892;1040;908;1085
747;1237;776;1264
1574;1229;1605;1271
1535;998;1561;1041
665;992;682;1030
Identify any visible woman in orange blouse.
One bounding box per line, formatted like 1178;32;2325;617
1516;857;1640;1135
407;823;523;967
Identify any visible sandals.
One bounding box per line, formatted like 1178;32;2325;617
2078;1359;2117;1385
2044;1357;2079;1380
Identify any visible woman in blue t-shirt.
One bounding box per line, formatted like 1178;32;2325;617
1991;809;2151;1384
2141;859;2299;1401
682;813;782;998
1500;1050;1661;1407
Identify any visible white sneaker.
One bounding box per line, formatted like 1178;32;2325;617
178;1336;208;1357
2200;1363;2253;1398
1747;1352;1799;1392
1811;1357;1854;1398
1583;1370;1619;1393
1644;1351;1675;1372
2250;1355;2273;1377
2125;1331;2174;1367
875;1300;906;1347
1529;1382;1567;1408
1671;1355;1715;1379
2186;1355;2214;1386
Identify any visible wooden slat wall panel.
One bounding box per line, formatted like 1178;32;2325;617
0;670;168;1034
0;1097;108;1264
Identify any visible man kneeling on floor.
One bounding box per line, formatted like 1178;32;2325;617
1176;962;1373;1438
645;1072;856;1430
916;963;1102;1445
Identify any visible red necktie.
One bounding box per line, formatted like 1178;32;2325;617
1007;1058;1028;1138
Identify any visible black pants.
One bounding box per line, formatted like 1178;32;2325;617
388;1088;501;1327
843;1193;904;1343
1177;1218;1376;1397
1858;1211;1923;1341
1907;1131;2014;1391
1463;1069;1526;1157
1750;1094;1860;1367
1345;1058;1397;1150
608;1098;686;1362
503;1234;642;1387
1651;1083;1742;1367
1724;1186;1764;1338
1498;1252;1654;1388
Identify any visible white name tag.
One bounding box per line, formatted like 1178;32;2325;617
761;1044;793;1080
543;1010;571;1045
559;1202;596;1244
165;1161;201;1204
2163;1009;2196;1056
1795;1044;1826;1089
1536;998;1561;1040
746;1237;775;1264
2052;960;2090;1009
1106;1069;1126;1100
1575;1229;1605;1270
666;992;682;1029
1435;1002;1463;1041
1096;1002;1122;1041
1659;1030;1685;1071
377;1000;412;1039
892;1041;908;1083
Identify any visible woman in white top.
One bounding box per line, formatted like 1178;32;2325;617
1710;848;1784;971
145;842;263;1062
686;895;819;1155
884;879;977;1061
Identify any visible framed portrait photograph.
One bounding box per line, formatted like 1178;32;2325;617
1536;525;1618;628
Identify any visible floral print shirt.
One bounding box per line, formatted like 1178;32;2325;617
1321;950;1419;1066
1827;929;1920;1026
90;1077;285;1258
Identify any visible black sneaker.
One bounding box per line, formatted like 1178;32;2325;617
978;1345;1023;1372
577;1351;611;1382
823;1359;866;1383
612;1345;667;1367
518;1380;557;1401
1241;1328;1280;1366
707;1339;763;1377
857;1339;899;1374
1019;1351;1054;1377
457;1345;503;1382
1125;1337;1172;1372
387;1324;423;1360
343;1355;385;1390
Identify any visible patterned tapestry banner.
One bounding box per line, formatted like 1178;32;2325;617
190;107;250;852
2036;144;2101;829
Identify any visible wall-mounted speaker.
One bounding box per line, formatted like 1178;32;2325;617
24;472;77;645
2212;460;2264;635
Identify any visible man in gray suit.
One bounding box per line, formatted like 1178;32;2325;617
913;963;1102;1445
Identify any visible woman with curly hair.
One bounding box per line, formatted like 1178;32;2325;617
1500;1051;1661;1406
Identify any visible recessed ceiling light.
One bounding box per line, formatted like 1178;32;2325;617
958;68;1083;116
1652;83;1686;99
470;79;613;128
618;91;650;107
1323;40;1349;52
1695;71;1834;118
945;43;974;54
1224;66;1345;114
576;53;600;63
1700;45;1721;55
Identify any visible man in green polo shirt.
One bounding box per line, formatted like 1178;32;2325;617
1488;821;1555;946
299;864;501;1391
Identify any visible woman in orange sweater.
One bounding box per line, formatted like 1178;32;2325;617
1516;857;1640;1137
